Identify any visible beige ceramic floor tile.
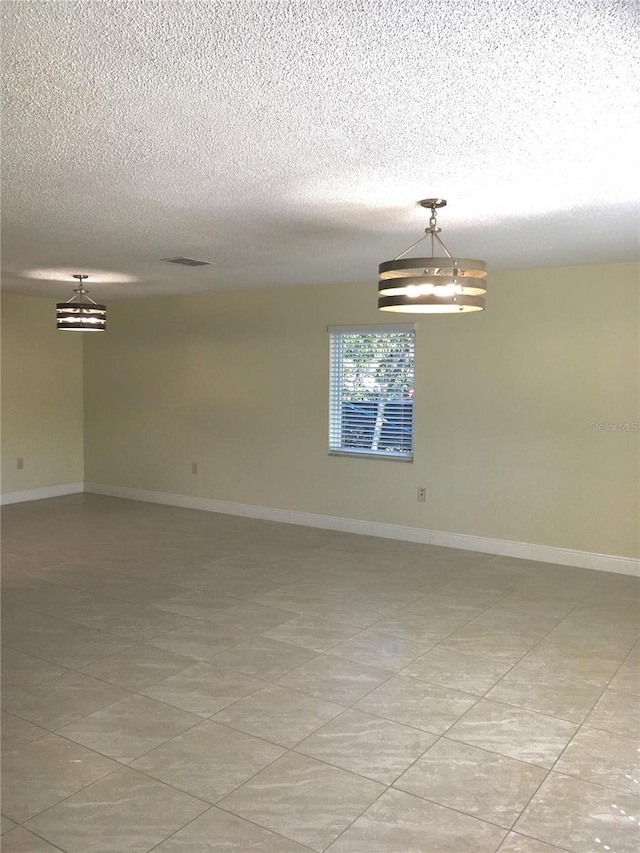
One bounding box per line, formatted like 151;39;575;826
212;683;344;747
146;621;249;662
131;720;284;802
355;674;478;734
154;589;244;619
1;732;119;823
517;646;622;686
0;827;64;853
87;605;197;642
395;737;547;828
141;661;264;716
0;711;48;749
296;708;436;783
463;607;561;637
447;699;578;768
440;625;545;665
1;671;129;730
514;772;640;853
543;620;638;656
206;602;296;632
298;598;401;629
0;648;66;689
1;579;98;617
368;610;459;644
497;834;567;852
609;647;640;695
326;630;432;672
79;644;195;690
24;767;209;853
254;585;391;627
47;575;186;607
2;608;134;668
491;591;579;620
553;725;640;795
57;694;200;763
421;584;510;610
402;594;486;620
252;585;329;614
402;647;513;694
204;575;285;600
153;806;312;851
1;816;17;834
486;667;603;722
212;636;317;680
278;654;391;704
585;688;640;738
261;615;359;651
219;751;384;851
325;787;507;852
43;595;197;641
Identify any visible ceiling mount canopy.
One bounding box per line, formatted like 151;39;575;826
56;274;107;331
378;199;487;313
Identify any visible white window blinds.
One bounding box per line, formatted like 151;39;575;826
329;325;415;460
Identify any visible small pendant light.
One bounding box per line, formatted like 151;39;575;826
378;199;487;313
56;274;107;331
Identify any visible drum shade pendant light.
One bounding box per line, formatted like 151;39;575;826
56;275;106;331
378;199;487;313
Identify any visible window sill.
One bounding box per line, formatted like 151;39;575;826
328;450;413;462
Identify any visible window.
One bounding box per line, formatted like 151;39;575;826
329;324;415;460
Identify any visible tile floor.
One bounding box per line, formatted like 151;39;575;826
1;494;639;852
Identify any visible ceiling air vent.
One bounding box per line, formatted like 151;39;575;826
162;256;210;267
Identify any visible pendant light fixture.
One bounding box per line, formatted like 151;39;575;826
378;199;487;313
56;275;107;331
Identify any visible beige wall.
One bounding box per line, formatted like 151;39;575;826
83;262;640;558
1;294;84;493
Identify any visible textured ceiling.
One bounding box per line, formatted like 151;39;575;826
2;0;639;299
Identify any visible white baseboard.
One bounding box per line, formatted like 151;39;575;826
428;530;639;576
85;482;640;577
0;482;84;506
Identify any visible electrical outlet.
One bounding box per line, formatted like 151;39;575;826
417;486;426;502
191;462;198;475
17;457;24;470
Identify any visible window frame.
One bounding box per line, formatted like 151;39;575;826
328;324;416;462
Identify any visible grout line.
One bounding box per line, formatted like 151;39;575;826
144;804;318;852
5;824;68;851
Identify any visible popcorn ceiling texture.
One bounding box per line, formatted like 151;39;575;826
2;0;639;298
